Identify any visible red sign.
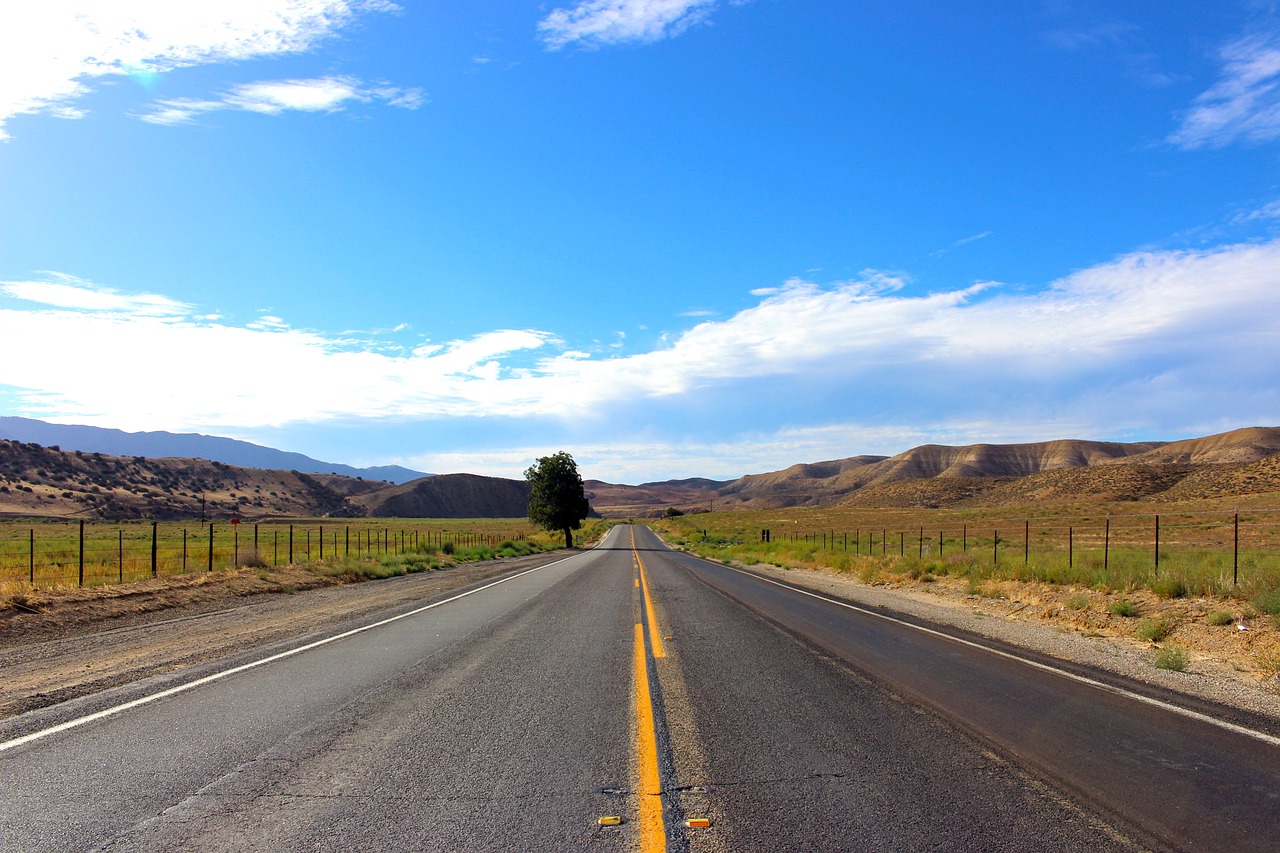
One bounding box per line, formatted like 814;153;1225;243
231;517;240;525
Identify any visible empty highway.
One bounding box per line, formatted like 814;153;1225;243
2;525;1277;851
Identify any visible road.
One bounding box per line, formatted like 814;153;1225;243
1;525;1277;851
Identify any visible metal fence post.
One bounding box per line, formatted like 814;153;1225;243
151;521;158;578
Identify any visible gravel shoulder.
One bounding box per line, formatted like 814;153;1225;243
0;552;569;720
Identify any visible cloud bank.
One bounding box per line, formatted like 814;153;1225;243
2;241;1278;448
0;0;399;139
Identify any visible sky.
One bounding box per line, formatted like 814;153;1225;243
1;0;1279;484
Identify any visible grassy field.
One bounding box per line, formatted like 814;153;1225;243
650;501;1280;617
0;517;570;590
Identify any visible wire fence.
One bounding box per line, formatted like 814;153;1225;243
0;520;533;590
685;507;1280;594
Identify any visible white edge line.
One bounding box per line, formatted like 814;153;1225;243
728;565;1280;750
0;555;578;754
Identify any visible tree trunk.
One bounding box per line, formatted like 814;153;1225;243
564;527;573;549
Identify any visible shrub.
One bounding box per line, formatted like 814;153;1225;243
1151;576;1188;599
1065;594;1089;611
1154;646;1189;672
1108;599;1138;617
1207;610;1235;626
1136;618;1174;643
1252;588;1280;617
441;541;455;555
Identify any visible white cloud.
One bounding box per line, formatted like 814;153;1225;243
1;274;188;316
1170;32;1280;148
139;76;424;125
2;240;1279;442
0;0;399;139
539;0;716;50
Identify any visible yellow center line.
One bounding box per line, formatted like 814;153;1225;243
632;527;665;659
634;622;667;851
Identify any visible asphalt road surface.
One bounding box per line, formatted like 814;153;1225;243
2;525;1277;851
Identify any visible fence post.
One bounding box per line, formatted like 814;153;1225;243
151;521;158;578
855;527;860;555
319;524;324;560
1234;509;1239;586
993;529;998;566
234;525;239;566
274;529;279;566
918;526;923;559
289;524;294;564
1069;526;1073;568
1024;519;1029;564
1154;514;1160;576
29;528;34;586
183;529;187;573
1104;517;1110;574
78;520;84;587
119;529;124;584
939;529;943;558
963;523;967;552
208;524;214;571
346;526;350;556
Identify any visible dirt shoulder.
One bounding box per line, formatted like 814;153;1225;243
734;560;1280;724
0;553;567;720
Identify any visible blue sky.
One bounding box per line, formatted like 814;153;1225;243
1;0;1279;483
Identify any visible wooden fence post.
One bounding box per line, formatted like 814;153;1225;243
78;520;84;587
151;521;158;578
208;524;214;571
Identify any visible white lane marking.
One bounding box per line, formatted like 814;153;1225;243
0;555;580;754
721;564;1280;750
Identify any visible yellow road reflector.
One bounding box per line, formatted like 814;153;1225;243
684;818;712;828
597;816;624;826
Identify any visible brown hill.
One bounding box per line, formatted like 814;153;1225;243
356;474;533;518
715;428;1280;510
1117;426;1280;465
584;479;724;517
0;440;378;520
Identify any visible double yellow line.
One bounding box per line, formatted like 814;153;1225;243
631;527;666;851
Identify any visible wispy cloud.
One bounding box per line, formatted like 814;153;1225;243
539;0;717;50
0;0;400;140
933;230;992;256
139;76;424;125
1170;32;1280;149
2;240;1278;448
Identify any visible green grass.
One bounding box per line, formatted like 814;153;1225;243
1065;593;1089;610
1154;646;1189;671
1136;618;1174;643
1207;609;1235;626
1108;599;1139;617
653;506;1280;609
0;518;550;590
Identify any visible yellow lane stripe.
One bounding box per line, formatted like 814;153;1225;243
632;527;665;658
638;558;665;659
634;622;667;851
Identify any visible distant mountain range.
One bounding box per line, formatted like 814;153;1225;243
0;417;427;484
1;418;1278;520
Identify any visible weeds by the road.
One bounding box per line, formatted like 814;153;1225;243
1154;646;1190;671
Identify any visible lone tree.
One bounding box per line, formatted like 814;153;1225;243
525;451;591;549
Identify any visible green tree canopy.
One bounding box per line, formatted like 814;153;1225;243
525;451;591;548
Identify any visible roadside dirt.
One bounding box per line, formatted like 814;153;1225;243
0;553;565;720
